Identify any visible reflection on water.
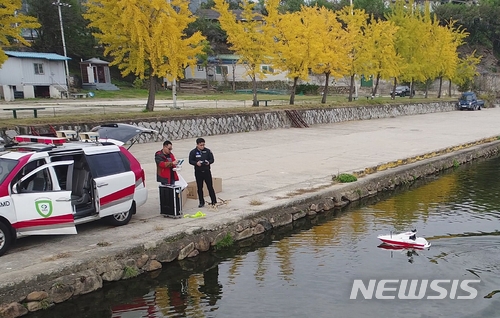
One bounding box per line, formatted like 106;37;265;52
28;156;500;318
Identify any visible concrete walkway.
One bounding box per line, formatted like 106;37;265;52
1;107;500;301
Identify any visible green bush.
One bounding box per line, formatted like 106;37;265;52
336;173;358;183
133;77;144;89
479;92;497;108
296;83;319;95
215;233;234;250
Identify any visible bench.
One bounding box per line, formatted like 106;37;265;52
70;93;88;99
257;99;272;106
3;108;46;119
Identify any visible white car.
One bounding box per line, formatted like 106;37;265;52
0;124;155;256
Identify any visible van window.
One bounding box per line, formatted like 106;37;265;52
19;167;53;192
86;152;129;178
0;158;18;184
11;159;46;186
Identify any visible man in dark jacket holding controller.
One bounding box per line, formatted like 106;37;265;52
189;138;217;208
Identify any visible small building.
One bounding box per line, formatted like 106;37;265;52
184;54;289;83
0;51;70;101
79;58;119;91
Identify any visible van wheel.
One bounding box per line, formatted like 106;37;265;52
105;201;135;226
0;222;13;257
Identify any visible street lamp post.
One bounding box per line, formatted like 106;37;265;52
52;0;71;95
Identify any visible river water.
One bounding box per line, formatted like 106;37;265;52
28;156;500;318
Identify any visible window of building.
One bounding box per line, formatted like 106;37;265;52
34;63;44;75
197;65;204;71
261;65;274;74
215;66;228;75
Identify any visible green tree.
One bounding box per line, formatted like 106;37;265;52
279;0;305;13
353;0;387;20
27;0;97;64
185;17;228;54
84;0;205;111
0;0;40;65
214;0;273;106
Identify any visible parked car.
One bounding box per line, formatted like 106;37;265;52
456;92;484;111
391;85;415;97
0;124;155;256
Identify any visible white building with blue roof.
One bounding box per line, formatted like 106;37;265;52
0;51;70;101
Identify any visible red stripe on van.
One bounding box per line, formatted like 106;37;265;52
13;213;75;229
100;185;135;207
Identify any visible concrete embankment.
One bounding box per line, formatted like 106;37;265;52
1;105;500;317
1;101;456;141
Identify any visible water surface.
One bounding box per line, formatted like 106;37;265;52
28;156;500;318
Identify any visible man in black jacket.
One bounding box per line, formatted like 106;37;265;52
189;138;217;208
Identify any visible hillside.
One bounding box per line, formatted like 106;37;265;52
461;45;500;74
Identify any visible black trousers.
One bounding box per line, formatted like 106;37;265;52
195;169;217;204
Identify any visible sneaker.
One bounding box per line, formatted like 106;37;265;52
198;203;205;208
210;202;217;206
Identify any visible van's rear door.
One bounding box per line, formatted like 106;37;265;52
83;147;135;218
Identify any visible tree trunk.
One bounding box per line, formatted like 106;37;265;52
321;72;330;104
438;76;443;98
425;81;429;98
348;74;355;102
409;79;414;99
146;75;156;111
205;67;210;89
232;62;236;92
448;79;452;97
391;77;397;100
252;75;258;106
289;77;298;105
373;73;381;96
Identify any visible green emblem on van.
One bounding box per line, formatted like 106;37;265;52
35;200;53;218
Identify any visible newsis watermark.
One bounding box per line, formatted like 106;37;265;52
350;279;481;300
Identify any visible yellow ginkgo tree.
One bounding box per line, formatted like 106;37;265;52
360;17;400;97
309;7;350;104
267;3;325;105
214;0;273;106
336;6;369;102
0;0;39;66
84;0;205;111
432;20;468;98
451;52;481;94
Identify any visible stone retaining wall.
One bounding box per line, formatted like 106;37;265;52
1;140;499;318
2;102;457;144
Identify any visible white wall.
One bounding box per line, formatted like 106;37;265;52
185;64;339;86
0;57;66;86
185;64;290;82
23;85;35;99
1;85;13;101
0;57;68;100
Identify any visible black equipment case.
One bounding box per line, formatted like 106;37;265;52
159;185;183;218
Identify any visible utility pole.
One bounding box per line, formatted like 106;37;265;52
52;0;71;95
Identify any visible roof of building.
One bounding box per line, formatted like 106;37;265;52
80;58;110;65
4;51;71;61
207;54;240;64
